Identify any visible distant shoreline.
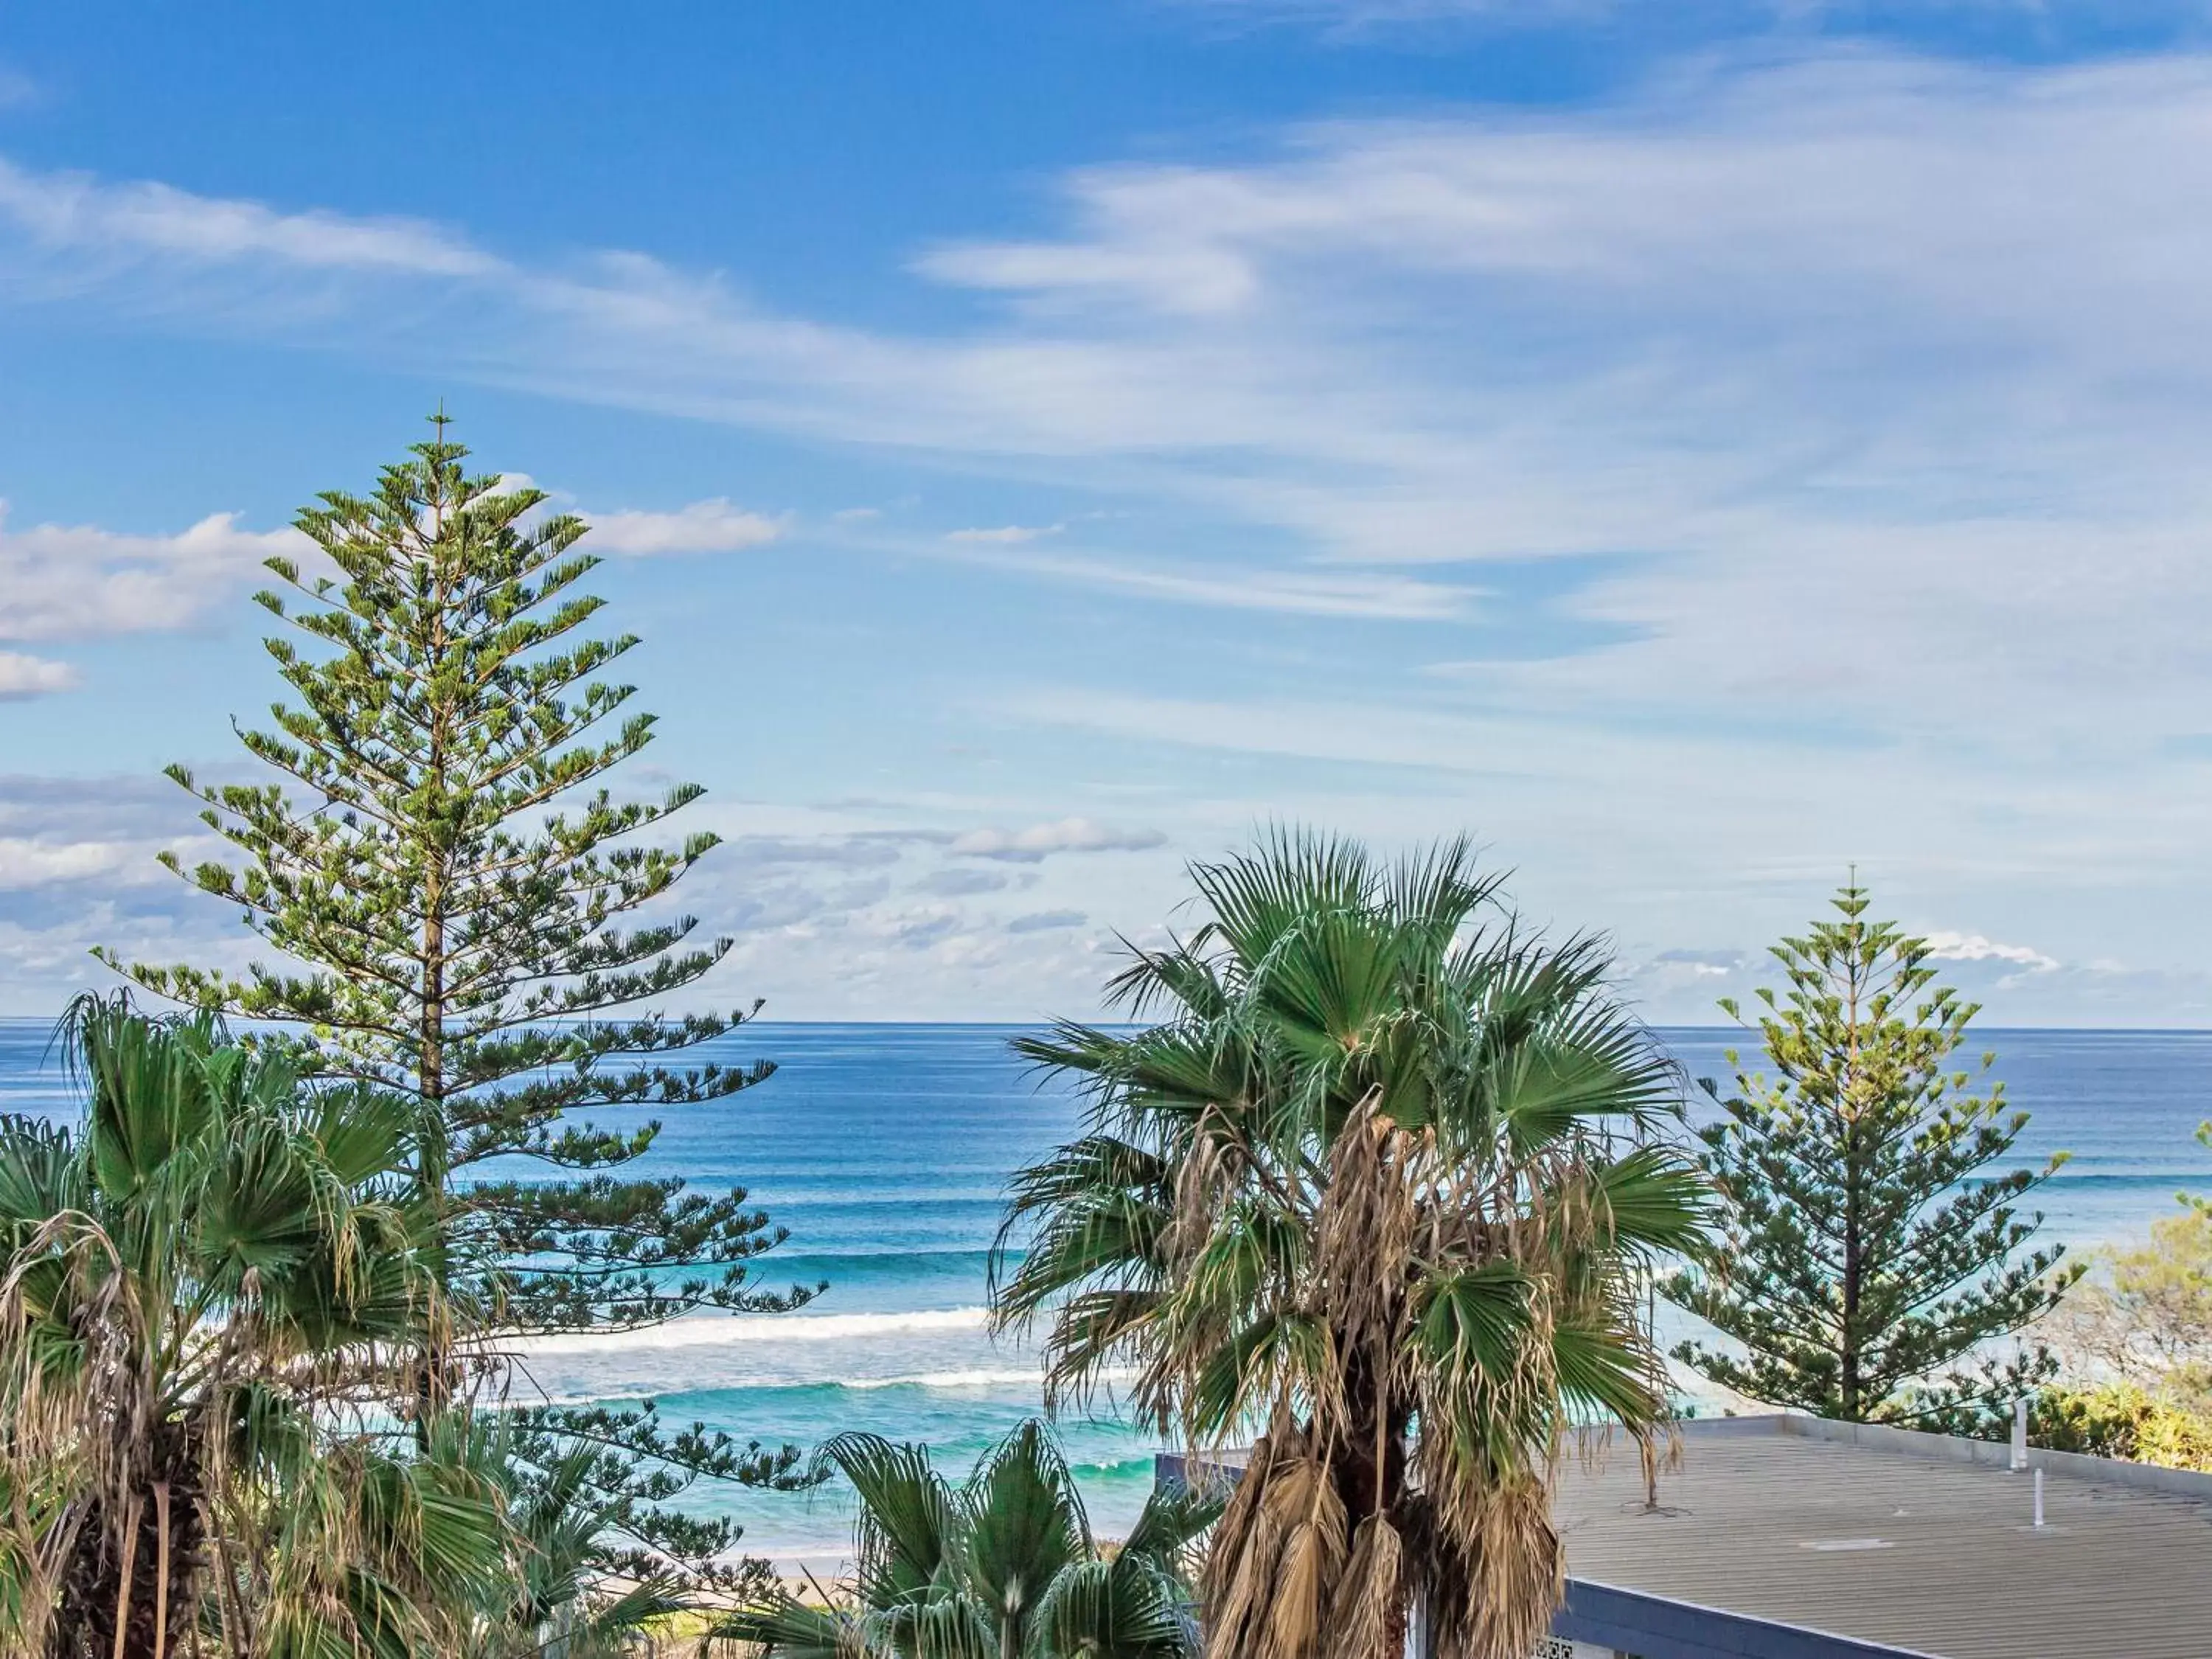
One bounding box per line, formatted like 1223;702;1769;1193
6;1015;2212;1034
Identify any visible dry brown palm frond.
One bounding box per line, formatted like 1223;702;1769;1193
1259;1451;1348;1659
0;1213;160;1656
1203;1419;1351;1659
1315;1105;1416;1358
1333;1511;1404;1659
1426;1474;1560;1659
1166;1106;1253;1272
1202;1419;1294;1655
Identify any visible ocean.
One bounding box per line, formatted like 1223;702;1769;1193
3;1018;2208;1564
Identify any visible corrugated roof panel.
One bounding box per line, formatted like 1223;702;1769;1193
1553;1419;2212;1659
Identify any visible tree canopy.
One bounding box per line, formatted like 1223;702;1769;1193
1665;883;2078;1422
993;832;1714;1659
105;419;812;1607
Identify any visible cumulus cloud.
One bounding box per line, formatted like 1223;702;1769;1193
1921;931;2060;973
950;818;1168;862
0;653;78;698
0;839;136;889
0;506;305;642
0;487;778;655
0;775;212;889
1649;947;1741;978
583;498;782;556
715;835;905;870
0;776;246;1012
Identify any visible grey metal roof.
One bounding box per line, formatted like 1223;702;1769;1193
1552;1414;2212;1659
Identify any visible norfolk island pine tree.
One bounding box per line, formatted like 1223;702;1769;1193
1663;882;2081;1425
102;417;819;1597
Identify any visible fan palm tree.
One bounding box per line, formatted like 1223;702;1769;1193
710;1419;1217;1658
990;833;1716;1659
0;993;508;1658
464;1433;692;1659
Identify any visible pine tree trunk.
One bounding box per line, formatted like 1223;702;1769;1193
415;470;455;1422
1840;946;1865;1420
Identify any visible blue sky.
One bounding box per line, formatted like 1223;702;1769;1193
6;1;2212;1021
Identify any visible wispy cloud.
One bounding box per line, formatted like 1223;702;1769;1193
950;818;1168;861
584;498;782;556
973;546;1478;619
15;53;2212;1020
13;52;2212;751
0;65;41;111
1158;0;2176;32
1006;908;1088;933
0;156;498;277
945;523;1062;544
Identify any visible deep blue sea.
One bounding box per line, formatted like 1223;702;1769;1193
3;1019;2208;1564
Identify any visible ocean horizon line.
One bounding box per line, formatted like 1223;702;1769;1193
6;1014;2212;1036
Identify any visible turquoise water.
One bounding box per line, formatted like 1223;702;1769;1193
3;1019;2208;1563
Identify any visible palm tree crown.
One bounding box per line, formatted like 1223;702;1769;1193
0;994;504;1658
713;1419;1217;1658
991;833;1714;1659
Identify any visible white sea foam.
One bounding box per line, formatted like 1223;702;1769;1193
843;1368;1041;1390
510;1306;993;1355
532;1366;1066;1405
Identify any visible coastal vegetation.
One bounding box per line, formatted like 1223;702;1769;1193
993;833;1715;1659
0;995;509;1658
2027;1136;2212;1468
713;1421;1217;1658
1663;883;2079;1425
19;422;809;1649
11;417;2208;1649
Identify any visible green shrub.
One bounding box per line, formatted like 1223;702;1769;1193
2023;1382;2212;1470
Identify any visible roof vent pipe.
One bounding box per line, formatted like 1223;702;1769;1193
2034;1467;2046;1529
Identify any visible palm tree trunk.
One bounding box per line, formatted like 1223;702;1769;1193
55;1428;205;1659
1335;1353;1413;1658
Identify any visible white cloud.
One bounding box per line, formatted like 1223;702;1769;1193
18;56;2212;1014
0;489;779;645
0;156;498;278
945;523;1062;544
948;544;1477;619
583;498;782;556
0;838;138;889
0;505;305;641
950;817;1168;862
0;653;78;698
15;51;2212;748
1007;908;1088;933
1166;0;2154;29
1921;930;2060;973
